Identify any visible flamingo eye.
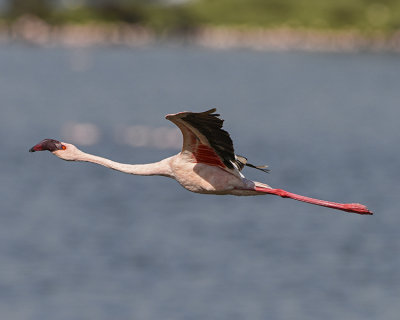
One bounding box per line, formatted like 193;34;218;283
61;145;67;150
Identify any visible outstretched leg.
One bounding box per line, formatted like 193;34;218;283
254;186;372;215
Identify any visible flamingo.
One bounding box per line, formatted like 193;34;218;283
29;108;372;215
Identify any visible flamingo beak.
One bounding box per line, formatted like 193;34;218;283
29;139;64;152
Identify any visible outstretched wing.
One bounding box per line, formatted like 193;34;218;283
166;108;238;173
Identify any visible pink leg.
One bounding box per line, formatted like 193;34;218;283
254;186;373;215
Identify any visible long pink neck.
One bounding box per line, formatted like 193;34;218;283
254;186;372;215
76;152;173;177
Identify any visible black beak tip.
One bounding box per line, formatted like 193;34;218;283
29;139;63;153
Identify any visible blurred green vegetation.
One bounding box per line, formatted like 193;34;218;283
6;0;52;20
190;0;400;31
3;0;199;33
3;0;400;33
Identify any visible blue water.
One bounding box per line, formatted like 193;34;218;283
1;44;399;320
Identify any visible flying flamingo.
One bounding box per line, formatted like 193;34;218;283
29;108;372;215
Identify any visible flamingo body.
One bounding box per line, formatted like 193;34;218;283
169;157;256;195
29;108;372;215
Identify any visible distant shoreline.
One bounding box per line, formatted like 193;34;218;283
2;15;400;52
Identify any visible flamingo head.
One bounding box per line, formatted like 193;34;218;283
29;139;66;153
29;139;80;160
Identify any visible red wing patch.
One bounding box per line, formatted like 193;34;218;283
193;144;226;168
